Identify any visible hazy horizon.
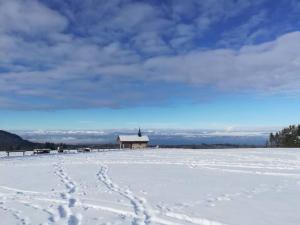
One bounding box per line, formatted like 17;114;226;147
11;128;275;145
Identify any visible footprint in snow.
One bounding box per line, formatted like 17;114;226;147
61;193;70;199
58;204;70;218
68;214;82;225
69;198;77;207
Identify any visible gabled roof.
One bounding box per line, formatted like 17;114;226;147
118;135;149;142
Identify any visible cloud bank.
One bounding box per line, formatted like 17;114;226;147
0;0;300;109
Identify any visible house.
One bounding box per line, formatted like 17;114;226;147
117;129;149;149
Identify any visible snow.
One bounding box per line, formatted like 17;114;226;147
0;148;300;225
118;135;149;142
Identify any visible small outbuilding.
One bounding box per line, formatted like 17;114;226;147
117;129;149;149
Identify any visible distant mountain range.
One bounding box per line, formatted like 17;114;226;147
0;129;270;151
0;130;37;151
13;129;271;146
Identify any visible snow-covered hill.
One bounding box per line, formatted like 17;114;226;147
0;148;300;225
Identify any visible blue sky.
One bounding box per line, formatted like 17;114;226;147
0;0;300;130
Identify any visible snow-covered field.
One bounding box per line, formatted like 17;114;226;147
0;148;300;225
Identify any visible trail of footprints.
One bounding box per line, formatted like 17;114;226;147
97;165;153;225
53;160;82;225
1;153;297;225
0;200;30;225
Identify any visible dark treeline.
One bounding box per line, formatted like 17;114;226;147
268;125;300;147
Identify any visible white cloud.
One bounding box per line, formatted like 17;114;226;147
0;0;300;110
143;32;300;92
110;2;158;29
1;28;300;109
0;0;67;34
132;32;171;55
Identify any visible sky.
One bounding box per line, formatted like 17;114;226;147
1;0;300;130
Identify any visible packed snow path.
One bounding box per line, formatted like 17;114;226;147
0;148;300;225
